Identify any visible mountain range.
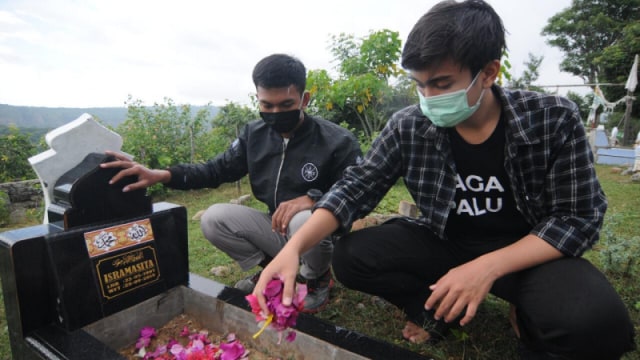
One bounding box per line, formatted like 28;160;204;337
0;103;219;130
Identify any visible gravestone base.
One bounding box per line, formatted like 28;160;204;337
85;276;370;360
18;274;431;360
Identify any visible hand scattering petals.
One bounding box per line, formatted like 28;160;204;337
245;277;307;343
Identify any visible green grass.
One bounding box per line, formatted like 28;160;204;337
0;281;7;360
1;166;639;359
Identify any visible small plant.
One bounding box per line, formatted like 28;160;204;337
598;214;640;277
0;191;10;226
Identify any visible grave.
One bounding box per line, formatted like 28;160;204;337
591;125;639;166
1;116;430;360
597;147;638;166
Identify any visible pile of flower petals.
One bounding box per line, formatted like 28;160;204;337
134;325;248;360
245;277;307;344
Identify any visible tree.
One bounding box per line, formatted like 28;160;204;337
544;0;640;145
211;101;257;149
542;0;640;84
507;53;546;93
117;96;213;170
0;125;36;182
307;30;406;142
208;101;258;195
498;49;513;86
596;22;640;145
566;91;592;122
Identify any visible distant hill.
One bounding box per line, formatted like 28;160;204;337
0;103;219;130
0;104;128;129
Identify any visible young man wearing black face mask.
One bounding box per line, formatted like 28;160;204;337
103;54;362;313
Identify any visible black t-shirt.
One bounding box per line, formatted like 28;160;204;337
444;117;530;246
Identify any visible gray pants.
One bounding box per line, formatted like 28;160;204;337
200;203;333;279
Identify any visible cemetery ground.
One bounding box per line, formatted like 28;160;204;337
1;164;639;360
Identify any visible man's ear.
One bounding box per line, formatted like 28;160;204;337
482;60;501;87
301;91;310;109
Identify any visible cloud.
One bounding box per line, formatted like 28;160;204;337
0;0;586;108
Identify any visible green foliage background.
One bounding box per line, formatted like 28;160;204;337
0;125;36;182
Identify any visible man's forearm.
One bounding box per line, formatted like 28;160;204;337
478;234;564;281
287;208;339;255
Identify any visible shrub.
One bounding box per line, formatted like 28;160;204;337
598;214;640;278
0;191;10;226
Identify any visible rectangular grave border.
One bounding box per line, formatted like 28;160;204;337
1;202;431;360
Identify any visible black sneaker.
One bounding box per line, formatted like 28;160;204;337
234;271;261;294
301;270;334;313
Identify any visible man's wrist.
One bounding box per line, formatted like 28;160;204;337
158;169;172;184
306;188;323;202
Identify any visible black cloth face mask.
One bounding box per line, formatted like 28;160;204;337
260;109;302;133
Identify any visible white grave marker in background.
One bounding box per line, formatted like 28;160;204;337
28;114;124;223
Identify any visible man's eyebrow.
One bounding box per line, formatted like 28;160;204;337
409;75;451;87
259;99;296;106
408;76;425;87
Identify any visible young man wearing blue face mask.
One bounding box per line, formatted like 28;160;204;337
252;1;635;358
103;53;362;313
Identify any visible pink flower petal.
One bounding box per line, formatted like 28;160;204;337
180;326;190;337
167;339;179;349
135;336;150;349
140;326;157;339
245;294;265;320
293;284;307;307
170;343;185;356
285;331;297;342
246;278;305;342
191;338;204;350
263;279;283;297
220;341;246;360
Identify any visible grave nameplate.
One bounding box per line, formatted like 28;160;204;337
46;202;188;331
0;201;188;359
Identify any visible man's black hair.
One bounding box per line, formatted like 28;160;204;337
252;54;306;95
401;0;506;75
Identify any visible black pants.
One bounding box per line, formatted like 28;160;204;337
332;219;635;360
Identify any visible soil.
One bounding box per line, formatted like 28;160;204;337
119;313;278;359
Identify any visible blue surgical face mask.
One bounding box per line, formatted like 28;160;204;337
418;72;485;127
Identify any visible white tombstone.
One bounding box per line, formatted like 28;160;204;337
594;126;610;149
634;145;640;172
610;126;619;146
28;113;124;223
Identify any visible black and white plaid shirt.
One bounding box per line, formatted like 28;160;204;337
316;85;606;257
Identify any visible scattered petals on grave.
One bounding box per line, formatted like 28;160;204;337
133;325;248;360
245;277;307;344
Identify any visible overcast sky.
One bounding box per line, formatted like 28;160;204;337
0;0;587;109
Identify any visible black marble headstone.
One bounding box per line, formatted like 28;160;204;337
47;152;152;230
0;202;189;358
0;149;189;359
46;203;189;330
